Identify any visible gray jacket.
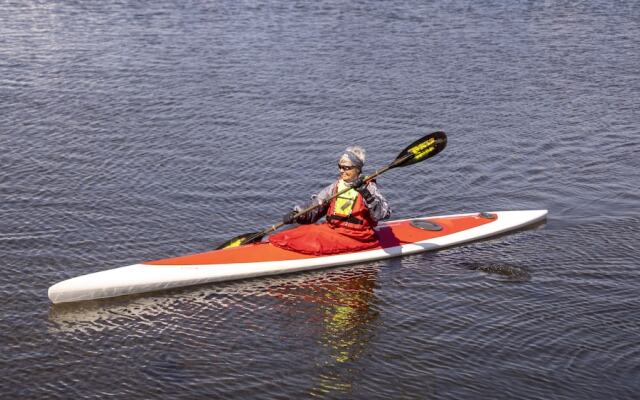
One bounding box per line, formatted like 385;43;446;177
294;180;391;225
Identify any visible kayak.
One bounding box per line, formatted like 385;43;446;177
48;209;547;304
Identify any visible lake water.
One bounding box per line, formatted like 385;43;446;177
2;1;639;398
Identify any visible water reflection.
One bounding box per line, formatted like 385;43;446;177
465;262;531;282
48;264;383;397
267;266;381;397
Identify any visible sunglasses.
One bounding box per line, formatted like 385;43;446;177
338;164;357;171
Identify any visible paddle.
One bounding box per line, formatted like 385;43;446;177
217;131;447;250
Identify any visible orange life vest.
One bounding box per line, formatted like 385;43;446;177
325;180;376;241
269;180;380;255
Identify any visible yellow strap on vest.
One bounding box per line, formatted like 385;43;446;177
334;180;358;216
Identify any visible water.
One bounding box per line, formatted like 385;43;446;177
2;1;639;398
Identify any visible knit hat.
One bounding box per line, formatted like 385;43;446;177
339;146;365;169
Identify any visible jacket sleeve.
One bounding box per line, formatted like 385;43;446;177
293;182;335;224
362;181;391;223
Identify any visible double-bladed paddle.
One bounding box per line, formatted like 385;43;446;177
217;131;447;250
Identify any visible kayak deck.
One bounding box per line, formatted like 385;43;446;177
146;214;496;266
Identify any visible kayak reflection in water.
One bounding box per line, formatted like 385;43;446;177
269;146;391;255
267;267;381;396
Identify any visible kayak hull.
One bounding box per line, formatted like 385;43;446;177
48;210;547;304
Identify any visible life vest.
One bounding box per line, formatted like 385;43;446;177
325;180;376;241
268;180;379;255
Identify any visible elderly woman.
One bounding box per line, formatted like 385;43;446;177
269;146;391;255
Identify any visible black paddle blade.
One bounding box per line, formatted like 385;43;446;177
393;131;447;168
216;231;265;250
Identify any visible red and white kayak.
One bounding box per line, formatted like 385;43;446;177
48;210;547;304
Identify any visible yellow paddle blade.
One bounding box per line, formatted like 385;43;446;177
408;136;437;161
394;131;447;168
225;237;247;248
216;231;265;250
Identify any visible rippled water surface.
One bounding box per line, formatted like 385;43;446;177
2;1;639;398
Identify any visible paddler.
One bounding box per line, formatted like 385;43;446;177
268;146;391;255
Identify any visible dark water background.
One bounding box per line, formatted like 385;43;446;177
2;1;639;398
